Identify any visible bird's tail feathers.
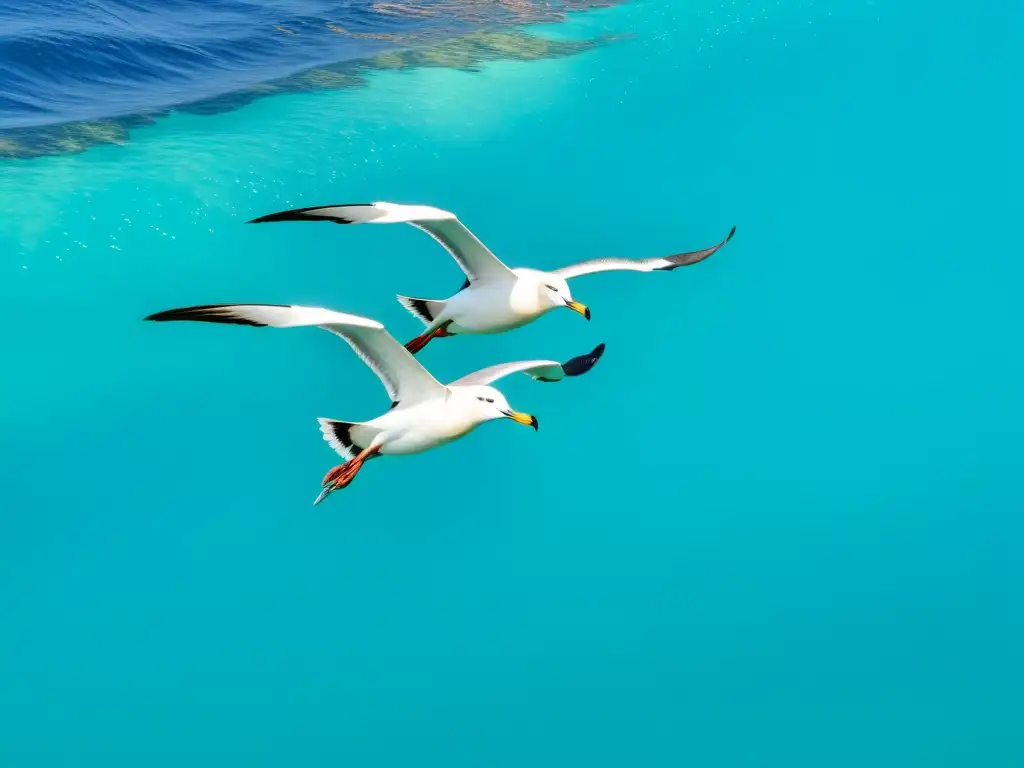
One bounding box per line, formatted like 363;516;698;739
317;418;382;460
396;295;446;327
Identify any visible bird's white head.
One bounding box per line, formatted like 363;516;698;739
535;272;590;320
452;385;539;430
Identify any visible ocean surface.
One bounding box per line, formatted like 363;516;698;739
1;0;1021;765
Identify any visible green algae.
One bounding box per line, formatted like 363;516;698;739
0;6;626;161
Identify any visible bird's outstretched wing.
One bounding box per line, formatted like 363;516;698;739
554;226;735;280
145;303;446;407
249;202;516;284
450;343;606;386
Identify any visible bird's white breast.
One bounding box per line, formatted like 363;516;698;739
447;270;551;334
369;397;482;455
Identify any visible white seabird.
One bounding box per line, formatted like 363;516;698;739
145;303;605;505
248;202;734;353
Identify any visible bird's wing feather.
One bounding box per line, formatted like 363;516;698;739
554;226;735;280
450;343;606;386
145;303;446;405
249;201;515;283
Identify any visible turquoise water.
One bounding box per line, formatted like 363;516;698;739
2;1;1021;765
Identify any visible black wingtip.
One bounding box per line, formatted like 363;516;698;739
660;226;736;270
145;307;197;322
247;213;279;224
562;342;606;377
143;304;271;327
247;203;375;225
247;209;345;225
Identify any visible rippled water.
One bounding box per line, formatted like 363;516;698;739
1;0;1021;766
0;0;622;156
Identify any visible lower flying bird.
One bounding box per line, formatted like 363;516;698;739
248;202;734;353
145;303;605;505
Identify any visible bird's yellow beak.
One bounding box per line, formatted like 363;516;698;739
506;411;539;430
566;301;591;320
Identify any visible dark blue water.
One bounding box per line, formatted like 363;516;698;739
0;0;601;130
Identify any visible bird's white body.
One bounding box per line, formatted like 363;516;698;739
346;385;514;455
443;268;572;334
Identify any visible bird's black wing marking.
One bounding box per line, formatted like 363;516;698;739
561;343;606;377
144;303;290;326
656;226;736;271
247;204;375;225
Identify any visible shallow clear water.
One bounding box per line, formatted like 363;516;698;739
1;1;1021;765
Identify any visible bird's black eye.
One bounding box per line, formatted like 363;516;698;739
545;284;558;292
486;398;494;403
477;397;485;401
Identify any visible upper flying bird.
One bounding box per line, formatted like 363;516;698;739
248;202;735;354
145;302;605;506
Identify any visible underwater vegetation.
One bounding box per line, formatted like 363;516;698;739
0;1;626;161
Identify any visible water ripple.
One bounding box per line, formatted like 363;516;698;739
0;0;624;135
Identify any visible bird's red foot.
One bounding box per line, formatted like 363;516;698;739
404;333;433;354
314;444;381;505
403;322;453;354
322;460;362;489
314;460;363;506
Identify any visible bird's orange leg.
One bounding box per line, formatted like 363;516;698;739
404;321;453;354
322;444;380;488
314;444;381;505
